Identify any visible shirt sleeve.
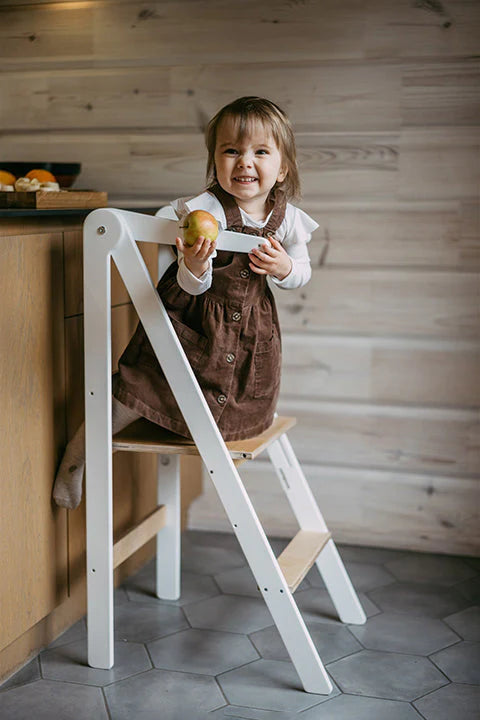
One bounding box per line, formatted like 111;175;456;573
270;206;318;290
270;240;312;289
176;251;213;294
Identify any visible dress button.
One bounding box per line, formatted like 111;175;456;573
240;269;249;278
232;311;242;321
217;394;227;405
226;353;235;363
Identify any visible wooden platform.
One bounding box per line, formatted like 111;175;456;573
113;415;297;460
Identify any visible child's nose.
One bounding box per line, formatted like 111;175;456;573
237;152;253;167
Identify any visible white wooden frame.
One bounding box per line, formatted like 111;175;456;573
83;207;365;695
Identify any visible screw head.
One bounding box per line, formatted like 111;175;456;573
97;226;106;235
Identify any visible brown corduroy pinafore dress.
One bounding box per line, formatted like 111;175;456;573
113;184;286;442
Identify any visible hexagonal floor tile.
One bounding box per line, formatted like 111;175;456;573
385;555;476;586
215;565;309;597
413;682;480;720
350;612;460;655
267;537;290;555
40;639;151;686
113;600;188;642
308;561;396;593
217;658;337;712
47;618;87;649
125;566;220;607
0;679;108;720
209;707;292;719
213;566;263;598
456;576;480;604
430;640;480;683
298;693;423;719
184;594;273;634
181;542;246;575
444;605;480;641
0;657;40;690
250;622;362;664
336;544;411;565
104;668;224;719
349;561;397;592
148;627;259;674
307;562;396;592
328;649;447;701
294;587;379;624
184;529;242;554
114;587;131;606
463;556;480;573
368;582;469;618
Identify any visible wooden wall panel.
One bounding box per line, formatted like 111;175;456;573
4;59;479;134
0;1;371;66
1;0;479;67
0;62;402;132
0;131;207;200
273;268;480;339
399;129;479;201
0;0;478;560
401;61;480;127
190;461;480;556
304;204;479;270
275;399;479;479
2;61;479;134
280;335;480;407
364;0;480;59
2;129;477;208
0;4;95;62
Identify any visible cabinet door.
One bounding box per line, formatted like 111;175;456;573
0;232;68;652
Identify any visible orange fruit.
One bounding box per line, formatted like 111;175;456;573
25;169;57;183
0;170;16;185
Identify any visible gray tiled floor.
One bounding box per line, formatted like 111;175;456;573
1;531;479;720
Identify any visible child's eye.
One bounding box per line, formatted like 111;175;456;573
256;149;269;155
224;148;238;155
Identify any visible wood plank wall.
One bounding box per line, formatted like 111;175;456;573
1;0;479;555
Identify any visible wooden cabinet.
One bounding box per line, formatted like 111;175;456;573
0;228;68;653
0;214;203;683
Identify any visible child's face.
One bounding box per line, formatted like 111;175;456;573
214;116;287;217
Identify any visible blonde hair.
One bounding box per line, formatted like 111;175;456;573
205;96;301;202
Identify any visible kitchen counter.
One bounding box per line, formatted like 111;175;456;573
0;210;202;684
0;206;158;218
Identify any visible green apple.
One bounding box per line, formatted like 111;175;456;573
181;210;219;247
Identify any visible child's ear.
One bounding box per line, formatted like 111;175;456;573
277;166;288;183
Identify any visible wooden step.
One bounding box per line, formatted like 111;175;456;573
277;530;332;592
113;415;297;460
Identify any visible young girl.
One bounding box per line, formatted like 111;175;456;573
53;96;318;509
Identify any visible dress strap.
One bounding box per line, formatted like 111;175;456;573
208;183;287;238
264;188;287;237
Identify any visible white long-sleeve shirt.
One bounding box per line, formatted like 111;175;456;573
165;191;318;296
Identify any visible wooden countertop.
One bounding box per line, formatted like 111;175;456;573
0;206;158;218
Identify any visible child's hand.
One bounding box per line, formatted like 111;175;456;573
248;237;292;281
176;235;216;278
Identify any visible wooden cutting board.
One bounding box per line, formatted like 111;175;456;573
0;190;108;209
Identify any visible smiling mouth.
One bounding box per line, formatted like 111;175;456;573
233;177;258;183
